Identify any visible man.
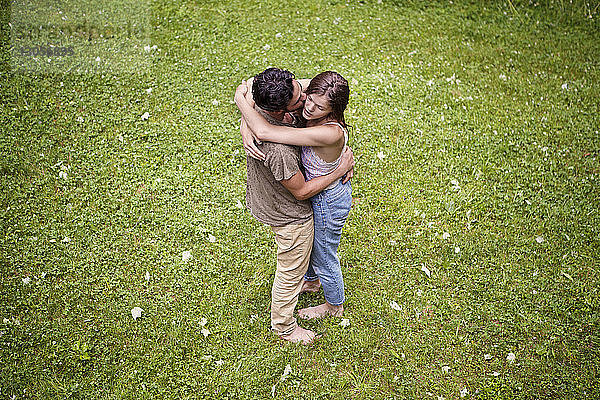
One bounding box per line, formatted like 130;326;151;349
239;68;354;345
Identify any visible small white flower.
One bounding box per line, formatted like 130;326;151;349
201;328;210;337
275;32;282;38
235;200;244;209
263;44;271;51
377;151;386;160
200;317;208;326
450;179;459;186
215;359;224;366
95;56;101;62
131;307;143;320
499;73;507;81
212;99;219;106
351;77;358;86
280;364;292;381
208;234;216;243
59;171;68;180
145;271;150;281
420;265;431;278
484;354;492;360
389;239;397;246
141;112;150;121
427;79;434;86
339;318;350;327
416;289;423;296
77;116;84;123
144;45;151;52
41;272;46;279
492;371;500;377
525;199;532;205
460;387;468;397
535;236;544;243
22;277;31;284
62;237;70;243
146;88;153;94
390;301;401;311
442;365;450;373
442;232;450;240
507;352;516;363
561;82;568;90
182;250;192;262
250;314;258;322
455;246;461;254
316;16;321;21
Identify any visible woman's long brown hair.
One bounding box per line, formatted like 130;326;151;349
305;71;350;130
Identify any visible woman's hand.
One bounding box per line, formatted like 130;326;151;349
235;81;248;104
241;118;265;161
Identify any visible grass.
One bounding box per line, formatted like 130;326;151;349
1;0;599;398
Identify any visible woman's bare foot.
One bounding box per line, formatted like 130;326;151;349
280;325;316;345
300;279;321;294
298;303;343;320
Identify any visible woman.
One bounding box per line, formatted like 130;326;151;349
235;71;352;319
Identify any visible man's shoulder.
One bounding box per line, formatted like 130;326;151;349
261;141;300;155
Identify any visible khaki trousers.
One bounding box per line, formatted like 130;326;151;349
270;218;314;336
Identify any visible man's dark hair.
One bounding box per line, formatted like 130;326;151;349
252;68;295;112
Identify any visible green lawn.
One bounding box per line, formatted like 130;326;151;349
1;0;599;398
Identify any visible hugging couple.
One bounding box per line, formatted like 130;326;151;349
234;68;355;345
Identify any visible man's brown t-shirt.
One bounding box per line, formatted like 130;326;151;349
245;111;312;227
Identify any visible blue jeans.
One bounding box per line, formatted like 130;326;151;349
304;180;352;306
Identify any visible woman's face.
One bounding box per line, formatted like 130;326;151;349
302;93;331;120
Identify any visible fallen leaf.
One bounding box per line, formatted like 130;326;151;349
280;364;292;381
561;271;574;281
131;307;143;320
420;265;431;278
535;236;544;243
182;250;192;262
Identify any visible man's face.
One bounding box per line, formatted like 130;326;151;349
285;80;306;112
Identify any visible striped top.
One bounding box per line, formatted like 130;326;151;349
301;122;348;188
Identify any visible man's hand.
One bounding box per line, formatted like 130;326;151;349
241;117;265;161
338;146;355;184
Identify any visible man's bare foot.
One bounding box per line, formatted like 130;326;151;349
298;303;343;320
280;325;316;345
300;279;321;294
